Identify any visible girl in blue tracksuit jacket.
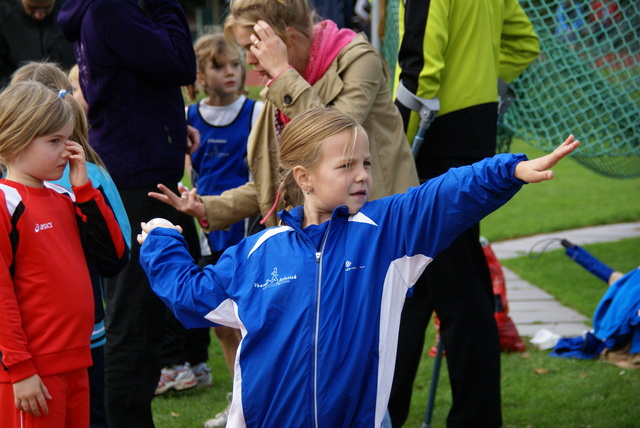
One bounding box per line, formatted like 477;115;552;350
139;108;580;428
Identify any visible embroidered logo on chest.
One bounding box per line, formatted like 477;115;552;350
254;267;298;290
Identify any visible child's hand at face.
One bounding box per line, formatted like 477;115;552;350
514;135;580;183
65;140;89;187
137;218;183;245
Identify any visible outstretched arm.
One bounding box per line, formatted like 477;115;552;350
515;135;580;183
148;183;206;220
149;182;262;232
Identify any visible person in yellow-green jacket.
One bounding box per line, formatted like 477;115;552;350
388;1;539;427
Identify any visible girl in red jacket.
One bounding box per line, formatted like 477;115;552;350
0;81;127;427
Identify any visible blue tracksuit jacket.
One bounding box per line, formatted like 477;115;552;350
140;153;526;427
593;267;640;353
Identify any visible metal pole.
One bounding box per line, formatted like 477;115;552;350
371;0;380;50
422;339;444;428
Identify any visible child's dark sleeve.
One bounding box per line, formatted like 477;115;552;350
72;181;129;276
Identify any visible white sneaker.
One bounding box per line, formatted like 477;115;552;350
191;362;213;388
203;392;232;427
155;363;198;395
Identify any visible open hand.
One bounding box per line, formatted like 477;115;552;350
514;135;580;183
148;183;206;220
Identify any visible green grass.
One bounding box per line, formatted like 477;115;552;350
481;139;640;242
405;336;640;427
152;339;232;427
153;137;640;426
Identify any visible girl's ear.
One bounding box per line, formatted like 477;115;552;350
293;165;310;191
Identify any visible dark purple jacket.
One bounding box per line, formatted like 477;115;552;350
58;0;196;188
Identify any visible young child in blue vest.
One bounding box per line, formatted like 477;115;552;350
187;33;263;265
138;107;580;427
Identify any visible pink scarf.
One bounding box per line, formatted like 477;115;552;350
305;20;357;85
275;20;357;130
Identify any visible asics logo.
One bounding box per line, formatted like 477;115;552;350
34;222;53;232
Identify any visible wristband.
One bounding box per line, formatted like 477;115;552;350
266;65;293;87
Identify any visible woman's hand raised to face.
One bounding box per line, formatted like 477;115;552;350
249;20;292;79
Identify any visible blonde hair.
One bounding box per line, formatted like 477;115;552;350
10;61;106;171
278;108;365;209
184;33;247;101
223;0;317;46
68;63;80;85
0;81;74;168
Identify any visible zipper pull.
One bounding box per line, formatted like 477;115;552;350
316;252;321;263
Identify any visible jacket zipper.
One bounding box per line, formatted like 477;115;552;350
313;223;331;428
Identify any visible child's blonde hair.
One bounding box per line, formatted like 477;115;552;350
223;0;317;46
278;108;365;209
10;61;106;171
0;81;74;169
184;33;247;101
68;63;80;86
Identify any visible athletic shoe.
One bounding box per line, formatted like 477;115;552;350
203;392;232;427
191;362;213;388
155;363;198;395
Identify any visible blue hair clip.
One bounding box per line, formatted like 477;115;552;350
58;89;69;99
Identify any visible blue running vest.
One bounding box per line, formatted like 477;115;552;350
188;98;256;252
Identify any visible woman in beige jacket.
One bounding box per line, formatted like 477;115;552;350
151;0;418;230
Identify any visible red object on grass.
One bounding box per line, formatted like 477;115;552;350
428;241;526;356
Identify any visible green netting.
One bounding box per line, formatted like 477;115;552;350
380;0;400;84
380;0;640;178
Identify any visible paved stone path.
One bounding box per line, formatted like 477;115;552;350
490;222;640;338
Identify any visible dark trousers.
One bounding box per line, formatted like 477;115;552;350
388;105;502;427
160;314;211;367
388;225;502;427
89;346;106;428
103;185;199;427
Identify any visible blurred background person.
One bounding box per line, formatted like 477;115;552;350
0;0;74;87
57;0;199;426
388;0;540;426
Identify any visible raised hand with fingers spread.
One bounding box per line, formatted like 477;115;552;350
149;183;206;221
515;135;580;183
